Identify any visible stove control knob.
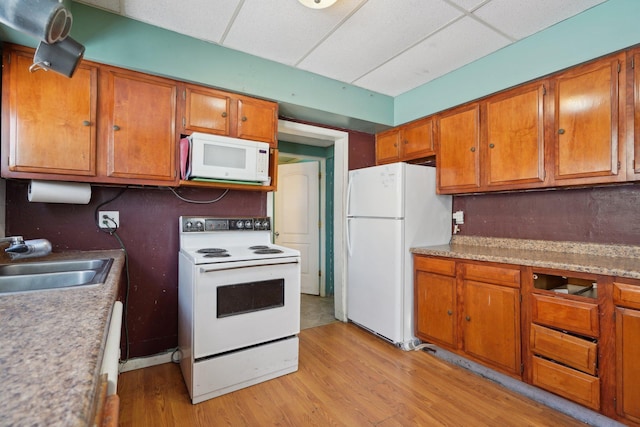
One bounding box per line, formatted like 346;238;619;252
244;220;253;229
236;221;244;229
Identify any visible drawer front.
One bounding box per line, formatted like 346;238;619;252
613;282;640;310
461;263;520;288
414;256;455;277
532;356;600;410
530;324;597;375
532;294;599;338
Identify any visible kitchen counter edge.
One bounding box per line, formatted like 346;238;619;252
411;236;640;280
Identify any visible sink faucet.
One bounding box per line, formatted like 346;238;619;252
1;236;52;260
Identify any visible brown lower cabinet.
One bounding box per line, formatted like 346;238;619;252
414;255;639;426
414;256;521;378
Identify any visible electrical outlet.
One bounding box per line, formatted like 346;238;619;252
99;211;120;229
452;210;464;225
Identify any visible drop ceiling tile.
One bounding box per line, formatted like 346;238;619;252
121;0;242;44
298;0;462;84
474;0;607;39
354;16;511;96
223;0;361;66
447;0;489;12
74;0;121;13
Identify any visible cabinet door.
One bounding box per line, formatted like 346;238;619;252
462;280;521;376
485;83;545;188
400;118;434;160
554;54;624;183
104;70;177;183
633;51;640;178
415;270;457;348
236;96;278;145
184;85;230;135
436;104;481;193
375;128;400;164
616;307;640;423
5;49;97;176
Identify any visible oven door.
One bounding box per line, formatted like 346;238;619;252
193;257;300;359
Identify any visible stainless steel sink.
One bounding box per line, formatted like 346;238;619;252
0;258;114;294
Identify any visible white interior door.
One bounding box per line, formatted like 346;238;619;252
275;161;320;295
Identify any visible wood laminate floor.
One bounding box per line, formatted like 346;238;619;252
118;322;586;426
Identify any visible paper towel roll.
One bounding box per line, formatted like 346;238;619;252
28;180;91;204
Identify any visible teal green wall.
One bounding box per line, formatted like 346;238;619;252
0;3;392;132
1;0;638;130
395;0;640;124
278;141;335;296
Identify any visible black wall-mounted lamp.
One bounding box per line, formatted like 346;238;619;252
0;0;85;77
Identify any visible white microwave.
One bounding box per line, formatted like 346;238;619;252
188;132;270;184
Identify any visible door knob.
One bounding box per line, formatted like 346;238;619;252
274;231;280;237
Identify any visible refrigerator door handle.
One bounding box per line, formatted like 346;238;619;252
347;217;353;257
346;175;353;217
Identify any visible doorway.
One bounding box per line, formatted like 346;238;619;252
270;120;349;322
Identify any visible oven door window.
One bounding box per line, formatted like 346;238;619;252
217;279;284;318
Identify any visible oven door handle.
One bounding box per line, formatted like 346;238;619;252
199;260;299;273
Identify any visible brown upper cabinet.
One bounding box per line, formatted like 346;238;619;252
1;44;280;190
181;84;278;147
2;47;98;178
436;103;481;193
436;83;546;194
1;45;180;186
630;50;640;180
376;117;434;165
484;83;546;189
100;68;178;184
550;52;626;186
383;48;632;195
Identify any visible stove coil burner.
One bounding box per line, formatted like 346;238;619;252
249;245;270;250
253;248;284;254
197;248;230;258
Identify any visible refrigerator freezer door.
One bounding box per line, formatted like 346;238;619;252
347;217;403;343
348;163;404;218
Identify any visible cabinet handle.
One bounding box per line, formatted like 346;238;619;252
470;147;476;152
465;315;471;321
82;120;91;126
489;143;495;148
447;310;453;316
113;125;120;131
241;116;248;122
558;128;565;135
393;143;397;147
221;112;227;118
403;139;409;145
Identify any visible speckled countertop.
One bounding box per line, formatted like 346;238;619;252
411;235;640;280
0;249;125;427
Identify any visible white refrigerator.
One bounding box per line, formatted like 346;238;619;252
346;162;452;349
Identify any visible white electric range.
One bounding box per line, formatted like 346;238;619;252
178;216;301;404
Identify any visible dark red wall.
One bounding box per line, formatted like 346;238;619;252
453;184;640;245
5;127;376;359
7;182;265;357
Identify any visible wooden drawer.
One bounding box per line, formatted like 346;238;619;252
613;282;640;310
532;356;600;410
530;324;597;375
532;294;599;338
461;263;520;288
414;256;455;277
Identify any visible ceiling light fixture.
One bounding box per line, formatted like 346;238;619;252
298;0;337;9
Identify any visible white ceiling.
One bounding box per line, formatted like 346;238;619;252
73;0;607;97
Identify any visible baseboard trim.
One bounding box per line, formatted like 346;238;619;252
119;349;176;373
